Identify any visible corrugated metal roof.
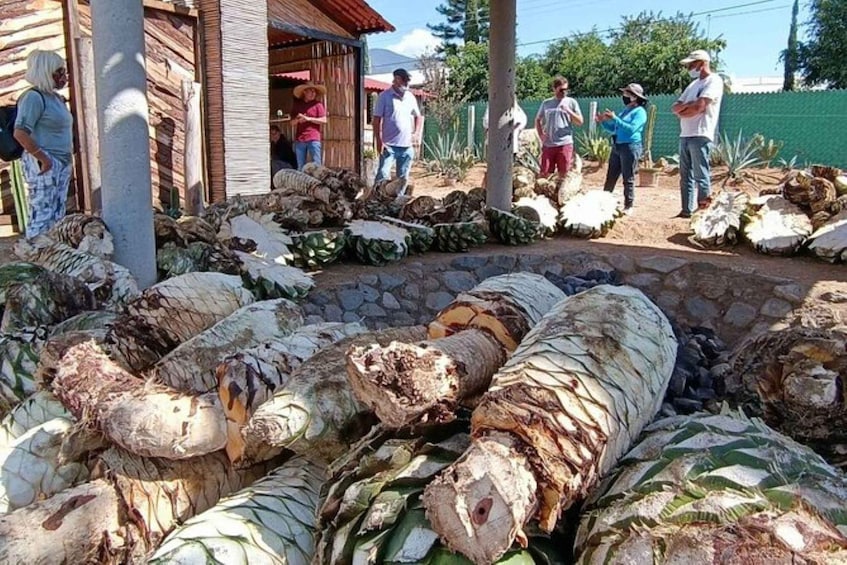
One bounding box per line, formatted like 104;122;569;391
310;0;395;35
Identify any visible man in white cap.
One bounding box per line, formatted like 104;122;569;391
671;49;724;218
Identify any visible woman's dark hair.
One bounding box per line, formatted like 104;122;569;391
270;124;281;133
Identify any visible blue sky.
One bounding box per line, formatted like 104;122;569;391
366;0;806;78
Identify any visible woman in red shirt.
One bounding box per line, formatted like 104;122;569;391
291;82;327;170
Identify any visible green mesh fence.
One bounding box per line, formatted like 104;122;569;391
424;89;847;167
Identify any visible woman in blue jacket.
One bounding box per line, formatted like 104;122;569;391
596;83;648;215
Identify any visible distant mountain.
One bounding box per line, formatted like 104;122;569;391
368;48;418;74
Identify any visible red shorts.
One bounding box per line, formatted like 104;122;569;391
540;144;574;177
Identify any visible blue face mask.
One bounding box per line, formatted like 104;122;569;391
689;68;701;79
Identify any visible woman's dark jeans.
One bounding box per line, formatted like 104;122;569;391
603;142;642;208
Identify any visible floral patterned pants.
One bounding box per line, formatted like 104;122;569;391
21;150;71;239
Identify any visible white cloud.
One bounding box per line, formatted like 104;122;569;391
387;29;441;58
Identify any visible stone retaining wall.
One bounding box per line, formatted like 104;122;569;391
304;250;810;347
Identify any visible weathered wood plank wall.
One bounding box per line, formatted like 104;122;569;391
77;1;199;208
0;0;66;226
269;41;359;171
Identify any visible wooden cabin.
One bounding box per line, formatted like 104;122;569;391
0;0;393;229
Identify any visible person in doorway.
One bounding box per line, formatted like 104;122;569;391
270;125;296;176
482;97;528;157
597;83;649;215
291;82;327;169
13;49;73;239
535;76;583;178
373;68;423;186
671;49;724;218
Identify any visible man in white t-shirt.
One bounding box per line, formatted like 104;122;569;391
482;97;528;156
671;49;724;218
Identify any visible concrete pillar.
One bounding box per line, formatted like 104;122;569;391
486;0;517;212
91;0;157;289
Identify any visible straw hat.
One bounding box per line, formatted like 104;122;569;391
293;82;327;99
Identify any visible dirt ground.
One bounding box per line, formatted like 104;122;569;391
0;161;842;305
403;161;845;301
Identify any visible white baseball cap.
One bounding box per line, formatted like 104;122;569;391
680;50;711;64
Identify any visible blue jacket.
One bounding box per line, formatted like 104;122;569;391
600;105;647;144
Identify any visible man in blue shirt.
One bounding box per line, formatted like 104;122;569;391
372;68;423;187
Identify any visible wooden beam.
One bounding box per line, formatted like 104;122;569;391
354;41;363;175
76;36;101;211
269;37;321;51
268;20;363;49
182;80;203;214
142;0;199;17
61;0;92;212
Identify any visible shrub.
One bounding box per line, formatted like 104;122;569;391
423;131;477;182
575;128;612;165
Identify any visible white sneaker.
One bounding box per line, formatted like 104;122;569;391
623;206;634;216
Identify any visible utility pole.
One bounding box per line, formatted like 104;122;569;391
486;0;516;212
90;0;156;288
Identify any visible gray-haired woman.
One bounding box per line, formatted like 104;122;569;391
13;49;73;239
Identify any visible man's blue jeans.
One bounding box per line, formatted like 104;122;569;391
374;145;414;183
679;136;713;214
295;141;322;170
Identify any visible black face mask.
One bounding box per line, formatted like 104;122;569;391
622;96;632;105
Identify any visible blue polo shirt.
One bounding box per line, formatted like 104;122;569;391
14;89;73;165
374;87;421;148
600;106;647;144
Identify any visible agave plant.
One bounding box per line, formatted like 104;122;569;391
574;128;611;165
712;130;765;187
776;154;799;171
515;148;542;175
753;133;783;166
423;131;477;182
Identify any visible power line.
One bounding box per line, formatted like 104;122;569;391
367;0;787;71
379;0;611;39
375;0;778;46
709;3;791;19
515;0;781;47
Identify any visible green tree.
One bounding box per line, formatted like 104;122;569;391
443;42;551;102
464;0;483;44
539;12;724;97
515;55;551;100
781;0;800;91
419;51;467;131
428;0;490;53
799;0;847;89
606;12;726;96
444;41;489;101
542;31;615;97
